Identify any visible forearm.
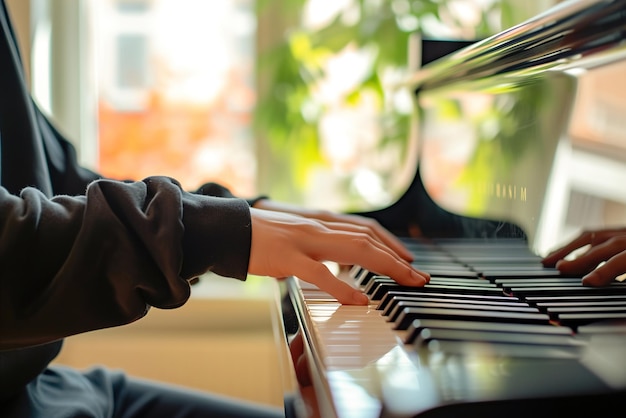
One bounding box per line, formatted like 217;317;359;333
0;176;252;350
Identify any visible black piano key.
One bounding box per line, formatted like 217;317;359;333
404;318;571;344
386;300;540;323
363;276;392;295
470;261;545;268
558;313;626;327
547;306;626;323
376;290;520;311
482;269;564;279
526;295;626;304
500;282;595;293
513;281;626;288
354;269;376;286
411;253;452;258
479;265;557;271
370;282;505;301
393;307;550;330
348;265;364;280
411;262;471;271
536;300;626;308
495;278;583;286
549;306;626;314
380;295;527;317
510;285;626;297
408;255;455;265
420;269;480;279
369;283;421;300
412;328;585;350
451;255;541;264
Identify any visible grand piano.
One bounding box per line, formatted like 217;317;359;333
286;0;626;417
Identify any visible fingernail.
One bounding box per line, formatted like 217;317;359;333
411;269;429;284
352;292;369;305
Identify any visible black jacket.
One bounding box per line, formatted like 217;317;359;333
0;0;253;401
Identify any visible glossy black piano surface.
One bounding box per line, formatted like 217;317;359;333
288;0;626;417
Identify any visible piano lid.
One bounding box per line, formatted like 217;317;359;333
406;0;626;253
409;0;626;90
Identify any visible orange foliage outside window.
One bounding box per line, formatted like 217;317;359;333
97;69;256;195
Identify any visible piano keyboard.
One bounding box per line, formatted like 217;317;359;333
289;238;626;418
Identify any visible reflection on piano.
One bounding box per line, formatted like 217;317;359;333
287;0;626;417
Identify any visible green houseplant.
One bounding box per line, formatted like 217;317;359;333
253;0;544;210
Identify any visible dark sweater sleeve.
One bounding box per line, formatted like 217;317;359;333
196;181;268;207
0;176;251;350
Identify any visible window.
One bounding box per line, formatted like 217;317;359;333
94;0;257;194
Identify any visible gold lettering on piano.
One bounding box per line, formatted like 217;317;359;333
476;182;527;202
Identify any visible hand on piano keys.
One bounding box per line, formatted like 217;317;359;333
247;204;430;305
252;198;416;262
542;227;626;286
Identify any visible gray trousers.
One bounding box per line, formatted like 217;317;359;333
1;365;286;418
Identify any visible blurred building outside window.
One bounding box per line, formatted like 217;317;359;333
94;0;257;195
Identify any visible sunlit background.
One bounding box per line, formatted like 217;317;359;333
17;0;626;249
27;0;539;196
